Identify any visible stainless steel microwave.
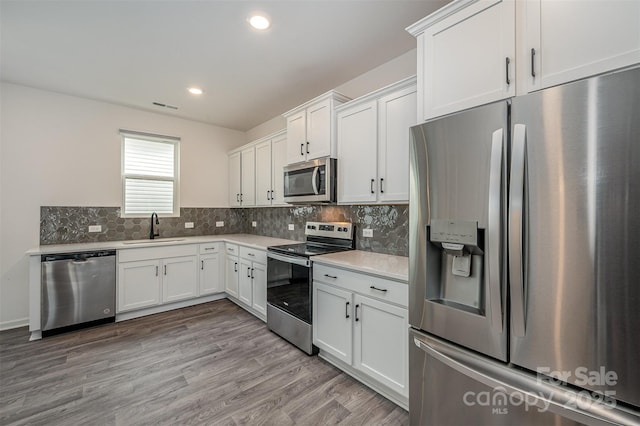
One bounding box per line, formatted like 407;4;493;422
283;157;336;204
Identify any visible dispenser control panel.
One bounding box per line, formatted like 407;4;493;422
430;220;477;245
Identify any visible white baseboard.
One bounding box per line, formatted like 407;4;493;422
0;317;29;331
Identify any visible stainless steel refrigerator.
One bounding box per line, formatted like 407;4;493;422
409;66;640;425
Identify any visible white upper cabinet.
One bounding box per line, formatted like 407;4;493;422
521;0;640;93
337;77;417;204
255;130;288;206
228;146;255;207
283;91;350;165
408;0;640;120
408;0;515;121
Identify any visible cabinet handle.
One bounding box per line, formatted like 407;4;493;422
247;267;251;278
505;57;511;85
300;143;304;156
267;190;271;201
355;304;360;322
251;268;254;279
155;266;158;276
370;285;388;292
531;48;536;77
240;193;243;203
236;194;240;202
205;247;216;251
370;179;375;194
201;260;204;270
234;262;238;272
380;178;384;193
164;265;167;276
324;274;337;279
248;253;255;257
345;301;350;319
306;141;310;154
270;190;274;200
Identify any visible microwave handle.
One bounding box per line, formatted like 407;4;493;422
312;167;319;195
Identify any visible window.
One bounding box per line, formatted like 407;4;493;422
120;130;180;217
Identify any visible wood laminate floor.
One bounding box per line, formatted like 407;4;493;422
0;299;408;425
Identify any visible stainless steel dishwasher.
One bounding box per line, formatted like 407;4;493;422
41;250;116;335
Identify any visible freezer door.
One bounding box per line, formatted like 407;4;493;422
409;101;508;361
510;67;640;407
409;329;640;426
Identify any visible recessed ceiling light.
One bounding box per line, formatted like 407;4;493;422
249;14;270;30
188;87;204;95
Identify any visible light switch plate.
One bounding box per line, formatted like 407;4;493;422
363;228;373;238
216;221;224;227
184;222;194;229
252;221;257;227
288;224;295;231
88;225;102;233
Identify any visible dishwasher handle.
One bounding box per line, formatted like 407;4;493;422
41;250;116;262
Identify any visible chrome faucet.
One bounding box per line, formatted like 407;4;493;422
150;212;160;239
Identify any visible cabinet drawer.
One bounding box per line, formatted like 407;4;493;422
118;244;197;263
225;244;239;256
199;242;221;254
239;246;267;264
314;264;407;308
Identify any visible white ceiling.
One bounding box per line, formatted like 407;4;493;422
0;0;449;131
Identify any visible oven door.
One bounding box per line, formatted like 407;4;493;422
267;251;312;323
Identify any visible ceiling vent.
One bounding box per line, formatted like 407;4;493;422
152;102;179;110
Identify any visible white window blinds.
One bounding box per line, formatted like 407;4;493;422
121;131;180;217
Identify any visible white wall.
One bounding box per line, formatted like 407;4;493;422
0;83;246;329
245;49;417;140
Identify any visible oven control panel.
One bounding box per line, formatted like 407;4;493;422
305;221;353;240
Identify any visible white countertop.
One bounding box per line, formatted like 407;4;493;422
313;250;408;282
26;234;300;255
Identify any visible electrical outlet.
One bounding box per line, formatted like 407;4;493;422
363;228;374;238
252;221;257;227
88;225;102;233
184;222;194;229
288;224;295;231
216;221;224;227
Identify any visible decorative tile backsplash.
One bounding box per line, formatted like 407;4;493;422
40;204;409;256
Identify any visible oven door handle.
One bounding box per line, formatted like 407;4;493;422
312;167;319;195
267;251;310;267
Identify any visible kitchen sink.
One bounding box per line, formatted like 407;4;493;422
122;239;185;245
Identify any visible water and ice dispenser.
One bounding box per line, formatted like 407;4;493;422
426;219;485;313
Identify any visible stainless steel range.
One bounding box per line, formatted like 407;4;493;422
267;221;355;354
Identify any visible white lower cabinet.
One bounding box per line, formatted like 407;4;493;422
225;244;240;298
313;264;409;407
117;244;199;313
235;246;267;320
199;243;224;296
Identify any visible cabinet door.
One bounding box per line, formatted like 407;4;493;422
353;294;408;397
313;282;353;364
228;151;242;207
420;0;515;120
337;100;378;203
286;110;307;164
378;86;416;203
255;140;272;206
240;146;256;206
270;133;288;205
118;260;161;312
199;253;223;295
238;260;253;306
251;262;267;317
524;0;640;92
306;98;332;160
225;256;239;298
163;256;198;303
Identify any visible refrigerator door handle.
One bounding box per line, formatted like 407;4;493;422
412;332;638;426
509;124;527;337
487;129;503;333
